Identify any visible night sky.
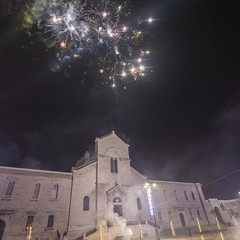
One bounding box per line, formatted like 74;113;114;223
0;0;239;200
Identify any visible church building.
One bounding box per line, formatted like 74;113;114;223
0;132;239;240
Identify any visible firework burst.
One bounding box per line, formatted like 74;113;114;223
24;0;153;88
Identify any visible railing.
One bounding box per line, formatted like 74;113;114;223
146;220;161;229
127;220;148;225
75;228;97;240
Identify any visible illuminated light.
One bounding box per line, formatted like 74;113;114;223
121;71;126;77
115;47;119;55
146;50;150;54
197;218;202;233
220;232;225;240
144;182;149;188
122;26;127;32
137;58;142;63
130;67;136;74
102;11;107;18
148;17;153;23
99;69;104;73
170;221;176;237
60;41;67;49
152;183;156;187
139;65;145;71
112;83;116;88
51;14;58;24
26;0;153;87
69;25;75;31
146;186;154;216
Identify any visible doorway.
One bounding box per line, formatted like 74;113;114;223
0;220;5;240
114;205;123;217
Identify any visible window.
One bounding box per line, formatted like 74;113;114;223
174;190;178;200
83;196;90;211
168;210;172;220
26;216;34;228
110;157;118;173
158;211;162;221
5;181;14;198
189;209;194;220
163;189;168;200
137;198;142;210
47;215;54;228
191;191;195;200
32;183;40;199
196;210;201;219
184;191;188;200
52;184;59;199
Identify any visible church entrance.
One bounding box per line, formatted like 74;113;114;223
113;197;123;217
0;220;5;240
114;205;123;217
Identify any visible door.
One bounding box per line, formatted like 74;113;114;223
114;205;123;217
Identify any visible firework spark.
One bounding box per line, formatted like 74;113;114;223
24;0;152;88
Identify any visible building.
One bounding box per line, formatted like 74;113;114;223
0;132;239;240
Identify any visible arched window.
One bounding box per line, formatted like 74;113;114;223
137;198;142;210
83;196;90;211
5;181;14;198
110;157;118;173
52;184;59;199
179;213;186;227
32;183;40;199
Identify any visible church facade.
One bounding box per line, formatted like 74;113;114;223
0;132;239;240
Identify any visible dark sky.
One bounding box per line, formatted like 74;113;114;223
0;0;239;200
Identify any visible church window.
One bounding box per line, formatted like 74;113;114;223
110;157;118;173
191;191;195;200
47;215;54;228
113;197;121;203
5;181;14;198
32;183;40;199
52;184;59;199
83;196;90;211
137;198;142;210
184;191;188;200
174;190;178;200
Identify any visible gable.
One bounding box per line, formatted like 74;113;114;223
95;131;129;159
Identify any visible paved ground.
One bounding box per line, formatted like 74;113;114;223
160;226;240;240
